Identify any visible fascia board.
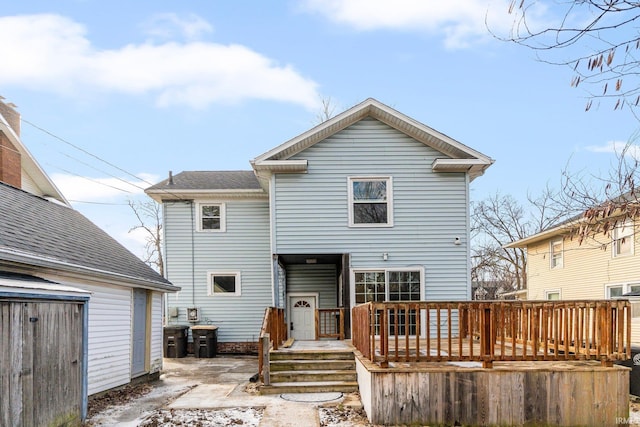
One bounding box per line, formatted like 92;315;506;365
0;248;180;292
145;188;268;202
252;98;494;167
0;118;69;205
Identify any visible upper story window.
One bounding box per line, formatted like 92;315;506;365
207;272;241;296
550;239;563;269
197;202;226;232
348;177;393;227
612;219;634;257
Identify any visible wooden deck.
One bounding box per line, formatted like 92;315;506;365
355;351;629;426
352;300;632;368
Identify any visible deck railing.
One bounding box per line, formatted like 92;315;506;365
352;300;631;368
258;307;286;381
316;308;345;340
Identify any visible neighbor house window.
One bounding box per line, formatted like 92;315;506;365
348;177;393;227
545;290;561;300
197;203;226;232
207;272;241;296
550;239;563;269
612;219;634;257
606;283;640;299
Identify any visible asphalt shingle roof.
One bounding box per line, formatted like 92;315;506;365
146;171;261;191
0;182;175;289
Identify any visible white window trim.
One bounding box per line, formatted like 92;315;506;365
207;271;241;296
350;266;425;308
605;281;640;299
549;238;563;269
612;219;634;258
196;202;226;232
347;176;394;228
351;267;425;338
544;289;561;300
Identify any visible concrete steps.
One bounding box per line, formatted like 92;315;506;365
260;347;358;395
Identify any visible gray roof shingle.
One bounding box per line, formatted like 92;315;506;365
0;182;176;290
146;171;261;191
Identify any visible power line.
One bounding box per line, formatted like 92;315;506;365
23;118;156;187
23;118;188;202
67;199;130;206
48;164;134;194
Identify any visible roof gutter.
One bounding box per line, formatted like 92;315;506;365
0;247;180;292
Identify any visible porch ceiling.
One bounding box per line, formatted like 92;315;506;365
278;253;342;265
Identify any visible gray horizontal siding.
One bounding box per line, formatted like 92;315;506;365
286;264;338;308
275;118;470;301
164;199;272;342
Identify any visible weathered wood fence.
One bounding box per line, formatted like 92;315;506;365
352;300;631;368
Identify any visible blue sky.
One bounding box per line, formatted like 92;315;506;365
1;0;638;260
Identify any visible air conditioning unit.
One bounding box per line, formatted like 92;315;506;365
187;307;200;322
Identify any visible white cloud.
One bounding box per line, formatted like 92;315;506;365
0;14;320;110
301;0;516;48
50;172;158;202
141;13;214;41
585;141;640;160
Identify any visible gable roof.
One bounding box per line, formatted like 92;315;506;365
0;106;68;205
0;182;178;291
145;171;266;201
505;192;640;248
251;97;494;181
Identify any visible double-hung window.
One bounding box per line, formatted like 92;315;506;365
197;202;226;232
550;239;563;269
612;219;634;257
348;177;393;227
207;272;241;296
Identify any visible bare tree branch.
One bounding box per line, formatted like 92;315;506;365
494;1;640;115
128;199;164;276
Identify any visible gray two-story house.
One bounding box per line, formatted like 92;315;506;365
146;98;493;353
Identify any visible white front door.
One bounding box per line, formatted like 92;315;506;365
289;295;316;340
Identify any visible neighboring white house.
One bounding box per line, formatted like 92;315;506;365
0;100;180;396
146;98;494;352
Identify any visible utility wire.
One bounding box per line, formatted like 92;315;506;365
52;145;147;192
23;118;188;202
49;164;134;194
23;118;156;187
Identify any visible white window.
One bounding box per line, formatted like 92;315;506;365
545;290;561;300
606;282;640;299
207;272;241;296
348;177;393;227
353;268;423;335
353;269;422;304
550;239;563;269
197;203;226;232
612;219;634;257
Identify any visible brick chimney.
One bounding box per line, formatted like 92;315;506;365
0;99;22;188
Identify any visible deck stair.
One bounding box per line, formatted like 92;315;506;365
260;346;358;395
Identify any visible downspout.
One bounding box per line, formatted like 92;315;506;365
268;173;277;307
189;201;195;306
81;299;89;422
465;173;471;301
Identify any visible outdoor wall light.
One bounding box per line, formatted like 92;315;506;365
454;237;461;245
382;252;388;261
